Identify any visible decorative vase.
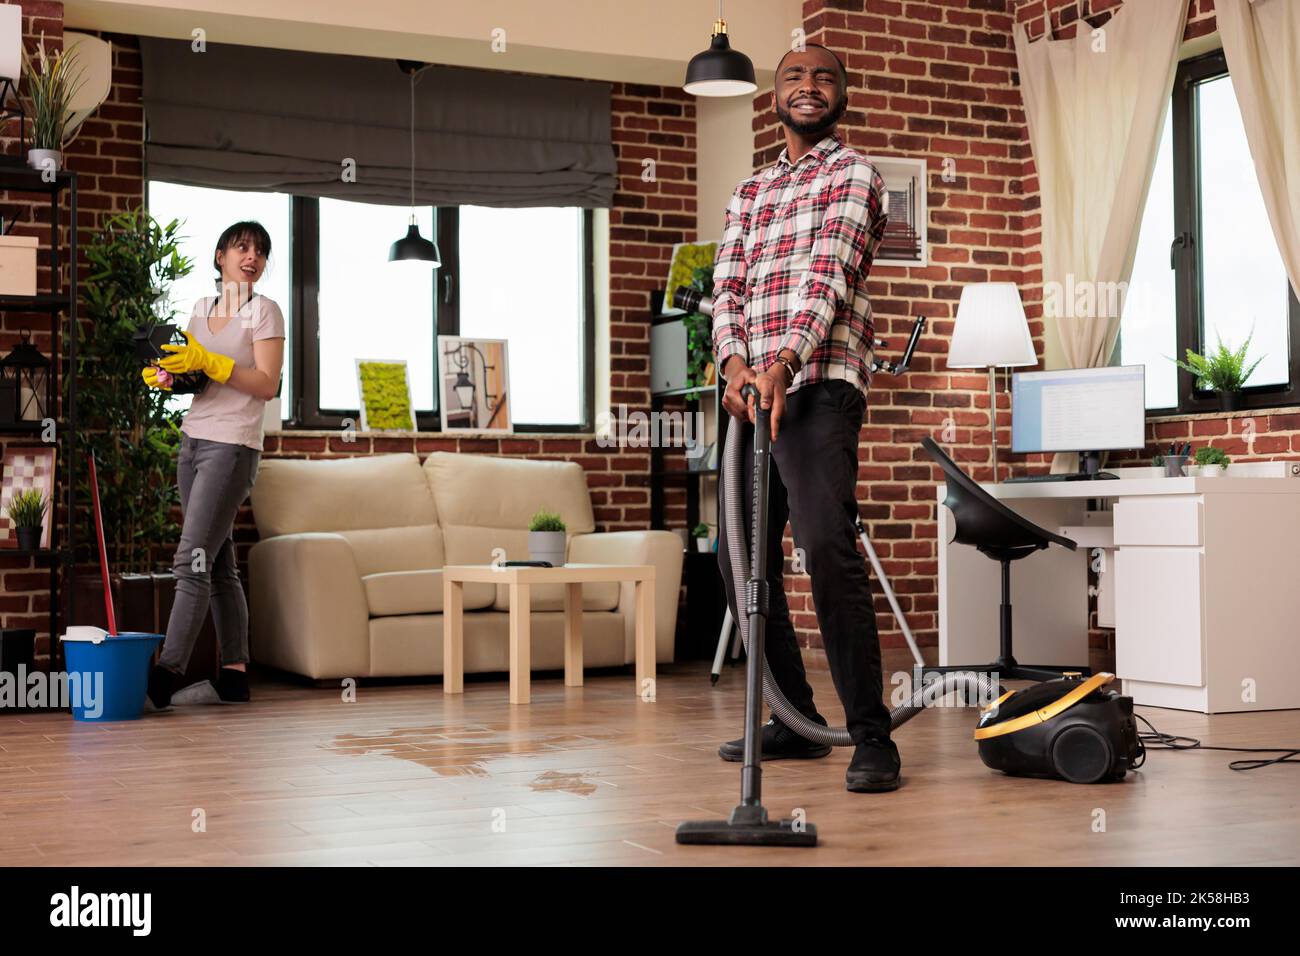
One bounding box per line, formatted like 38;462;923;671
1199;463;1224;478
527;530;566;567
26;148;62;173
15;526;40;551
695;537;711;553
1217;391;1241;413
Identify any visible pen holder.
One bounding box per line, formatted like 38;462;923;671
1163;454;1189;477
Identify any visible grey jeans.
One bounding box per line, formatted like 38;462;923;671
158;434;261;673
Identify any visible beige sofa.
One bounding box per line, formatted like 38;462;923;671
247;452;683;680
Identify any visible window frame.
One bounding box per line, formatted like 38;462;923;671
1153;49;1300;415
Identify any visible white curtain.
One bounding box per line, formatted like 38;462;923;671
1013;0;1190;374
1216;0;1300;303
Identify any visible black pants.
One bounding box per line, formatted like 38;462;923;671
717;379;892;744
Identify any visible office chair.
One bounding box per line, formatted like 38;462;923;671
920;436;1091;682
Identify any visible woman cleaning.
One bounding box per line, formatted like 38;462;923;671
144;221;285;709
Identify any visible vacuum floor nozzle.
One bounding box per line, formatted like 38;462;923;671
676;805;818;847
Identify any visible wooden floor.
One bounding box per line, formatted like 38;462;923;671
2;653;1297;867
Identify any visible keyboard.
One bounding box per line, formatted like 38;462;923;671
1003;473;1118;484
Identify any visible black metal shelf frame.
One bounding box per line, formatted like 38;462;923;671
0;165;78;667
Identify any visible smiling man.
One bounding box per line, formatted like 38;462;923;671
712;43;897;792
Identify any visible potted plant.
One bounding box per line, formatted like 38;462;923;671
1194;446;1231;477
528;508;567;567
5;488;47;552
68;208;194;656
680;263;716;397
1172;330;1264;412
20;36;86;173
691;522;711;553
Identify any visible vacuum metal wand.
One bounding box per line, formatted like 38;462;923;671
677;383;817;847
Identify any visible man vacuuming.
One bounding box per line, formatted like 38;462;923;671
713;43;897;792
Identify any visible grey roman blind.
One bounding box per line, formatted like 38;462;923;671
139;38;616;208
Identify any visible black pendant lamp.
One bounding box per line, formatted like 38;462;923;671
683;1;756;97
389;62;441;266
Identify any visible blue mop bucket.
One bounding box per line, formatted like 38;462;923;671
60;632;163;721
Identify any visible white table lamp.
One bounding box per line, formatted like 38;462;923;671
946;282;1037;481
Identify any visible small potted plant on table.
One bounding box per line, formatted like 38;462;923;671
1193;446;1231;477
528;508;566;567
5;488;47;552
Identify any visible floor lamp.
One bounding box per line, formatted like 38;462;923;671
946;283;1036;482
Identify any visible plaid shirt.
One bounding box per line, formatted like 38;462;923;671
712;131;889;396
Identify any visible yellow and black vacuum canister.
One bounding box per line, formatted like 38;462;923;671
974;673;1141;783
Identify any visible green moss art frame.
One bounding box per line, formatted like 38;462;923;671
663;240;718;314
355;359;416;432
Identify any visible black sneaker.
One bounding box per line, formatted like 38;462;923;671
845;737;901;792
718;715;832;762
146;664;181;710
213;667;250;703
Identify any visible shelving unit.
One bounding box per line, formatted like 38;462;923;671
648;291;729;659
0;167;79;667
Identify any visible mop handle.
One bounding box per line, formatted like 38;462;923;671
87;452;118;636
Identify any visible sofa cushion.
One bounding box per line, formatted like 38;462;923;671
423;452;595;534
336;526;444;577
363;570;443;616
252;454;438;538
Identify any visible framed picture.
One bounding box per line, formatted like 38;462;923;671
354;359;416;432
864;155;928;268
662;240;719;314
1;444;56;549
438;336;512;433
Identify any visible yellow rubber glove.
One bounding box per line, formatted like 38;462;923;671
142;365;173;391
159;331;235;384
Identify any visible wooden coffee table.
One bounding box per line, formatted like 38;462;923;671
441;563;656;705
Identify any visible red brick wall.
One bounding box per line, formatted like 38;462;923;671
0;2;65;651
0;4;145;658
750;0;1034;655
0;2;696;663
748;0;1297;661
234;82;698;556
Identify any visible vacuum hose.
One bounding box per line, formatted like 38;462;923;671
723;385;1002;747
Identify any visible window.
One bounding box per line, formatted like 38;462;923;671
146;185;595;432
436;206;594;430
315;199;437;414
145;182;293;416
1121;50;1300;412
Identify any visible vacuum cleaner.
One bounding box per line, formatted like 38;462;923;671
976;672;1142;783
676;330;1140;848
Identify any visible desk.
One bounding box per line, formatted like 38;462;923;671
938;465;1300;713
442;563;655;705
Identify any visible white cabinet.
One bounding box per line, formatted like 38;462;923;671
1113;546;1203;686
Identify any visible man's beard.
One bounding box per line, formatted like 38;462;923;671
776;92;847;135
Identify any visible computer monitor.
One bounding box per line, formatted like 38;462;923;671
1011;365;1146;470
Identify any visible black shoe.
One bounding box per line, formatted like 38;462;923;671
845;737;901;792
718;716;832;762
147;664;181;710
213;667;250;703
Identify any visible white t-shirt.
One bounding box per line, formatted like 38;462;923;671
180;294;286;451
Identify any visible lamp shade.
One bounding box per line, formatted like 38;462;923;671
388;222;441;266
683;21;757;97
946;282;1037;369
0;5;20;83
